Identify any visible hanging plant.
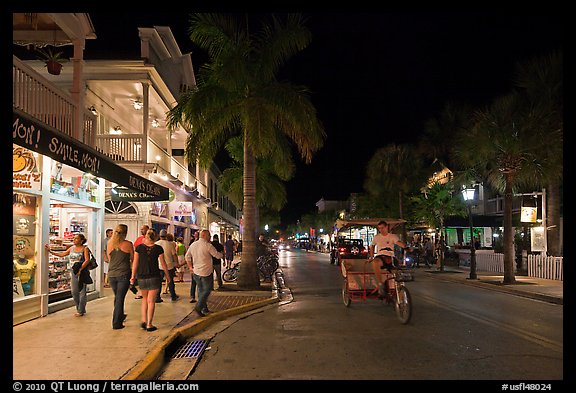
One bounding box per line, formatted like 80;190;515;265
36;47;69;75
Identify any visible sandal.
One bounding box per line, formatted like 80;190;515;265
146;325;158;332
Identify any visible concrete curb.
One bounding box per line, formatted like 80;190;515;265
424;271;563;305
121;294;280;380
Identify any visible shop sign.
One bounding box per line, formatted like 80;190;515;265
174;201;194;216
521;206;538;223
13;109;169;200
110;186;167;202
13;145;41;191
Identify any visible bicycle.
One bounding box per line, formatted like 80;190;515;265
221;255;279;283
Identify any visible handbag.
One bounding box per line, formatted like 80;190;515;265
86;248;98;270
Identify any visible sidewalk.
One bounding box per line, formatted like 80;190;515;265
421;266;563;305
13;274;279;381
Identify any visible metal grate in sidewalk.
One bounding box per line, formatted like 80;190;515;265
171;339;208;359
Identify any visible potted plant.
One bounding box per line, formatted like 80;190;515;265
36;47;68;75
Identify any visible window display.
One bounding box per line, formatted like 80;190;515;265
50;161;99;203
13;192;38;298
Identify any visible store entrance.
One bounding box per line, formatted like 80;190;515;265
48;202;97;303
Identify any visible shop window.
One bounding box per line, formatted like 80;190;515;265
50;161;99;203
13;192;38;298
151;202;168;217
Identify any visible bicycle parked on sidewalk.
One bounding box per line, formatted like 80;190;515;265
222;253;279;282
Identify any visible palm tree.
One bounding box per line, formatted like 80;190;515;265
513;50;563;256
453;91;561;284
219;136;293;211
409;181;467;271
166;13;325;288
364;143;430;241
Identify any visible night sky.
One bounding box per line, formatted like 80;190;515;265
84;12;563;226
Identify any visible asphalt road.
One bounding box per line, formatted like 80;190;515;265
186;249;563;381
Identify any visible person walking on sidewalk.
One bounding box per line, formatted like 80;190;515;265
106;224;134;330
131;229;170;332
175;237;187;282
45;234;92;317
132;224;149;300
102;228;113;288
188;231;200;303
224;235;235;269
155;229;179;302
185;229;223;317
211;234;225;290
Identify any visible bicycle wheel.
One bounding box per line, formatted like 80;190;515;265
342;279;351;307
394;285;412;324
222;266;239;282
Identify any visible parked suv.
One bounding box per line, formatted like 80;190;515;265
330;237;368;265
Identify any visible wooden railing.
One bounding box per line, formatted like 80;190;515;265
13;56;95;143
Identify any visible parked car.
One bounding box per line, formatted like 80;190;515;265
330;237;368;265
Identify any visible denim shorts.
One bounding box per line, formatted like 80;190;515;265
137;276;161;290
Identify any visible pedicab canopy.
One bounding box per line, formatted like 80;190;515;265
335;218;406;231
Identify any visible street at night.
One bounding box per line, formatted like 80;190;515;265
184;249;562;380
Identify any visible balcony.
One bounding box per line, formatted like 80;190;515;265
12;56;96;144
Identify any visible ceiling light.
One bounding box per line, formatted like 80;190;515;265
133;100;143;110
88;105;98;115
111;126;122;135
151;118;160;128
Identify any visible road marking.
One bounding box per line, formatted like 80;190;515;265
417;293;563;353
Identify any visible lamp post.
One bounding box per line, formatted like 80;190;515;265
462;186;477;280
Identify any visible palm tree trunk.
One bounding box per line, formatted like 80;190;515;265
503;174;516;284
547;181;561;256
237;134;261;289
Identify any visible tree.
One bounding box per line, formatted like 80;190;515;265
219;136;293;211
409;181;467;271
453;91;561;283
513;50;563;256
167;14;325;288
364;143;429;241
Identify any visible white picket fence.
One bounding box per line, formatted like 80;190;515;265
472;253;563;281
528;255;563;281
476;253;505;273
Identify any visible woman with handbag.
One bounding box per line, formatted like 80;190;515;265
106;224;134;330
45;234;92;317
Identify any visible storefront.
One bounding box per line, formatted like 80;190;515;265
13;109;168;325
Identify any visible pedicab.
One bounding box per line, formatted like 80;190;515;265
336;218;414;324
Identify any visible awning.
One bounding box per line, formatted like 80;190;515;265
13;108;169;200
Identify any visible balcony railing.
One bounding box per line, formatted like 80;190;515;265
96;133;207;197
13;56;95;144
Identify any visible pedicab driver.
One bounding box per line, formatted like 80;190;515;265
370;220;405;287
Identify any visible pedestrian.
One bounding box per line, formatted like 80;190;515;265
224;235;235;269
155;229;179;302
189;231;200;303
211;234;225;289
102;228;113;288
106;224;134;330
131;224;149;300
130;229;170;332
45;234;92;317
175;237;187;282
423;237;434;267
185;229;223;317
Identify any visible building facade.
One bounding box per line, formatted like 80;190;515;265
12;13;240;325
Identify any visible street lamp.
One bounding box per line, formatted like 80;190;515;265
462;186;477;280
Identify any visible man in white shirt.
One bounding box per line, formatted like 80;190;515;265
185;229;223;316
370;220;405;288
155;229;179;302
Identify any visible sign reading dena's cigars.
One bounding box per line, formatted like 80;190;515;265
13;109;169;201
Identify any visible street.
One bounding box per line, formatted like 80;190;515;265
185;249;563;380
